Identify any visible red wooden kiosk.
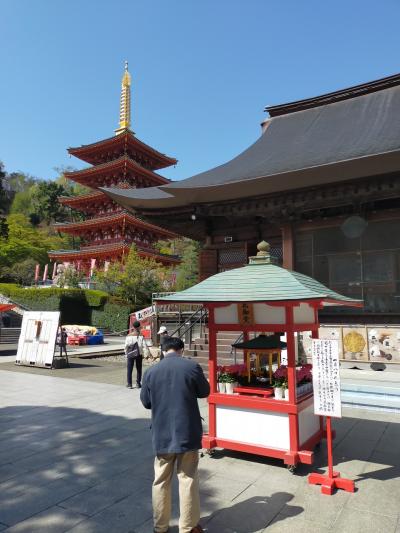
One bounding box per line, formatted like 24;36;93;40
156;242;362;469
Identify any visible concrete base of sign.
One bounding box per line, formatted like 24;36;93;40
52;358;69;369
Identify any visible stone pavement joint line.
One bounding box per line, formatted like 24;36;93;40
0;369;399;532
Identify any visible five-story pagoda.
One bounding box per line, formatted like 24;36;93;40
48;62;179;271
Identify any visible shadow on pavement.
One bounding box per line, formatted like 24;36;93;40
1;405;399;531
200;493;303;533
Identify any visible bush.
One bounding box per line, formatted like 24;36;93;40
91;301;132;333
0;284;115;327
85;289;108;307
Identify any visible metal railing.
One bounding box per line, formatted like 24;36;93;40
168;306;208;347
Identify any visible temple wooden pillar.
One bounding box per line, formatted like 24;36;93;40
281;223;294;270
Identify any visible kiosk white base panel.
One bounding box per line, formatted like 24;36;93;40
216;406;290;449
299;403;320;446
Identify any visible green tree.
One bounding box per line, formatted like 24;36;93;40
55;168;91;197
55;265;84;288
95;247;164;309
10;187;35;218
175;240;200;290
0;214;67;281
30;181;69;224
0;258;38;285
0;161;7;214
7;171;38;193
0;218;8;239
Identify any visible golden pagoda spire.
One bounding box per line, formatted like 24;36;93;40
115;60;132;135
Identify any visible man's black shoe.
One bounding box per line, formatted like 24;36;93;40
126;384;133;389
136;383;142;388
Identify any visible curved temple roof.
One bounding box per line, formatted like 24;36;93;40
102;74;400;211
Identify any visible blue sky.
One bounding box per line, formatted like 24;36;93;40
1;0;400;182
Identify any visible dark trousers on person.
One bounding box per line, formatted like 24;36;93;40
58;344;69;366
59;344;67;357
127;355;143;386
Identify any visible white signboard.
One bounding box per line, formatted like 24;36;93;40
134;305;155;321
312;339;342;418
16;311;60;368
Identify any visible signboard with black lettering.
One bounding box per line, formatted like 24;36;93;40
311;339;342;418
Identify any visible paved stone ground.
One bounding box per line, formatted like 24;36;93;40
0;367;400;533
0;358;131;386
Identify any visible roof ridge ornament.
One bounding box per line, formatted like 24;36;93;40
115;60;134;136
249;240;276;265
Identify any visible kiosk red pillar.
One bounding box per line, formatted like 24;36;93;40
204;305;217;448
284;306;300;466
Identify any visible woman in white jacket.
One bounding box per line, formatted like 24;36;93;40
125;320;151;388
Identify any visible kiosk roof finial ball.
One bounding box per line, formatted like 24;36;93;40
257;240;270;254
249;240;274;265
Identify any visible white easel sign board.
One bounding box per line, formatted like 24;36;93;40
16;311;60;368
311;339;342;418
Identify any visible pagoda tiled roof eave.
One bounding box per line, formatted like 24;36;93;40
63;155;170;186
53;212;177;238
68;131;177;170
48;243;128;259
58;191;106;206
48;244;180;264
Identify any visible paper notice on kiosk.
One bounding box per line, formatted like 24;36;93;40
311;339;342;418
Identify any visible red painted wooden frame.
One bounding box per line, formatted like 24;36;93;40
203;301;324;467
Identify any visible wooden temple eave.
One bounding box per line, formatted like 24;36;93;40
49;243;180;265
68;131;177;170
58;191;106;206
64;156;170;188
127;172;400;242
195;173;400;220
54;212;178;239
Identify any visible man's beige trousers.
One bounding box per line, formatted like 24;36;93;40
153;451;200;533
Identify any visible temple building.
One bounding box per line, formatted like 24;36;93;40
48;62;179;271
103;73;400;326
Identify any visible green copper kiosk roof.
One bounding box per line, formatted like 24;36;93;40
156;242;363;307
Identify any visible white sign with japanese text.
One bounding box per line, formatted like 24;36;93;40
312;339;342;418
134;305;155;321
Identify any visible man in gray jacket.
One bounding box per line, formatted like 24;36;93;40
140;337;210;533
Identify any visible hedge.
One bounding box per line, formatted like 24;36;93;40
91;301;132;333
0;284;131;332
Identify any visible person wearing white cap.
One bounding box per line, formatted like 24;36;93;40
158;326;170;360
